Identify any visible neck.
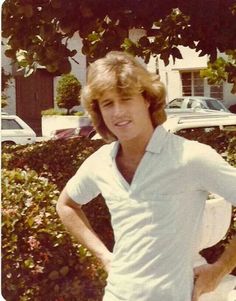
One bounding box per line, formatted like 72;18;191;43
119;127;154;159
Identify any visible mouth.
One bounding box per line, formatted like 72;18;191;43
114;120;131;127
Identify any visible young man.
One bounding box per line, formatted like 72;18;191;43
56;51;236;301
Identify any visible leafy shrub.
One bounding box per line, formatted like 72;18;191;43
41;108;66;116
41;108;85;116
2;168;107;301
56;74;81;115
2;138;105;191
2;138;114;249
227;136;236;167
73;111;85;116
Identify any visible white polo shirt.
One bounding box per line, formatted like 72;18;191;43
66;125;236;301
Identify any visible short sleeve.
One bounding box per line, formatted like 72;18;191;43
65;158;100;205
192;144;236;205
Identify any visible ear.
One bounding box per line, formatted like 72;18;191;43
142;91;150;108
146;99;151;108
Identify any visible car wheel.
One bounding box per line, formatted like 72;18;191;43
2;141;16;147
88;130;96;138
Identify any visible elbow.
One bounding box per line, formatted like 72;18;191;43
56;189;67;217
56;197;63;217
56;188;80;218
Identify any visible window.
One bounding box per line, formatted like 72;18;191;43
1;119;23;130
181;71;204;96
188;98;207;109
204;98;226;111
167;98;184;108
210;84;223;99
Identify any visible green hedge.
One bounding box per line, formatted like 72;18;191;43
2;139;109;301
2;168;107;301
2;138;105;191
2;129;236;300
2;138;114;250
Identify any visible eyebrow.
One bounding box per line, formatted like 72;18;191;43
99;98;113;105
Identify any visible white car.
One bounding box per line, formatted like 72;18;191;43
166;96;230;112
1;114;36;145
92;111;236;140
163;110;236;133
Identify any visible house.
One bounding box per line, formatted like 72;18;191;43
2;30;235;135
147;46;236;107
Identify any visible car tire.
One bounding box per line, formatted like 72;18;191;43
2;141;16;147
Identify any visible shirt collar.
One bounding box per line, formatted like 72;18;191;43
110;140;120;159
146;125;169;154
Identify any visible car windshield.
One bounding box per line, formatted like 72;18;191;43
1;119;23;130
204;99;227;111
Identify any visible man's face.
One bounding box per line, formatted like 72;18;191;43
98;90;153;142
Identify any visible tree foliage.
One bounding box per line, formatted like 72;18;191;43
56;74;81;114
200;51;236;94
2;0;236;90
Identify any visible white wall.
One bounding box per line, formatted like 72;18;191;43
223;83;236;108
1;41;16;114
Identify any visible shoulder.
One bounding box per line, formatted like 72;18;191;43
166;131;204;151
83;141;116;165
166;132;217;162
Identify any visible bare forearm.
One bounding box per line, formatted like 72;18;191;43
214;235;236;275
58;205;108;256
56;189;112;266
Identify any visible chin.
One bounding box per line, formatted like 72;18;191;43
117;133;138;142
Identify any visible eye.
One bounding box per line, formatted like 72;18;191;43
101;100;113;108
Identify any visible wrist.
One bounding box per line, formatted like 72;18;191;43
212;260;231;277
97;250;113;273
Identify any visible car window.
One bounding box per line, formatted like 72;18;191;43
187;99;194;108
204;99;226;111
167;98;184;108
1;119;23;130
188;99;207;109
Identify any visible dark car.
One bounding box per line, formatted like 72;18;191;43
52;126;95;140
229;104;236;114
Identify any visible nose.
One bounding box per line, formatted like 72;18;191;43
113;102;125;117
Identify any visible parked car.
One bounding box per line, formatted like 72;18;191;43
163;110;236;134
92;110;236;140
1;114;36;145
166;96;230;112
51;125;95;140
